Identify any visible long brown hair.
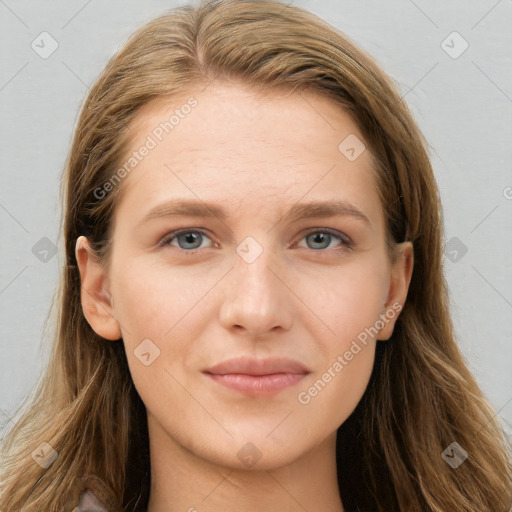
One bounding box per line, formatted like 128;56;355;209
1;1;510;510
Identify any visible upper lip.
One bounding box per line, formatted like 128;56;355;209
204;356;310;376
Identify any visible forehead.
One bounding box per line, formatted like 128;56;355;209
113;80;383;229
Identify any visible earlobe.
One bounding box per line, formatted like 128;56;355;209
75;236;122;341
377;241;414;341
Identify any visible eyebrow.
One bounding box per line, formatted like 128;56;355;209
138;198;371;227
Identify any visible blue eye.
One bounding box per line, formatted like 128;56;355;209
160;229;213;251
300;230;352;251
159;228;352;253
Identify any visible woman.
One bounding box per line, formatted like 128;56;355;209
1;1;510;511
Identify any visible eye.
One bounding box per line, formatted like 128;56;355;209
159;229;215;251
297;229;353;251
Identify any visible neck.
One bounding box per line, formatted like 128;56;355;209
146;413;344;512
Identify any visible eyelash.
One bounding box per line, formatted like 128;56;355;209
158;228;353;255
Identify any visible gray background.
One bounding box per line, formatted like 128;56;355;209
1;0;511;438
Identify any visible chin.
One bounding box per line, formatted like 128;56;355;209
189;426;319;472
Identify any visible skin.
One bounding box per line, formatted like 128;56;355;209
76;79;413;512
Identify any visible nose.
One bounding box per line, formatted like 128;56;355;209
218;240;294;337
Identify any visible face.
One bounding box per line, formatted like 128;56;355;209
77;79;412;470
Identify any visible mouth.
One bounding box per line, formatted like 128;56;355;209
203;356;310;397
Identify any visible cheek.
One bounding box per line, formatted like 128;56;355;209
304;260;389;346
110;258;214;339
294;271;380;430
109;259;220;388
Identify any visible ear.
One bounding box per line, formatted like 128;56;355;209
377;241;414;341
75;236;122;341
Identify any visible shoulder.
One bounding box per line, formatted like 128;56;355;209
73;487;111;511
69;473;119;511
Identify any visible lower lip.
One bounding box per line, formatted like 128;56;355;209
204;372;307;396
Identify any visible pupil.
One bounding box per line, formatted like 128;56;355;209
182;233;200;248
310;233;328;249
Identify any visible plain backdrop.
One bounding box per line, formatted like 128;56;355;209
1;0;511;440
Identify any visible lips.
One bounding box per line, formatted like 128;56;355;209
204;356;310;376
203;356;310;396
